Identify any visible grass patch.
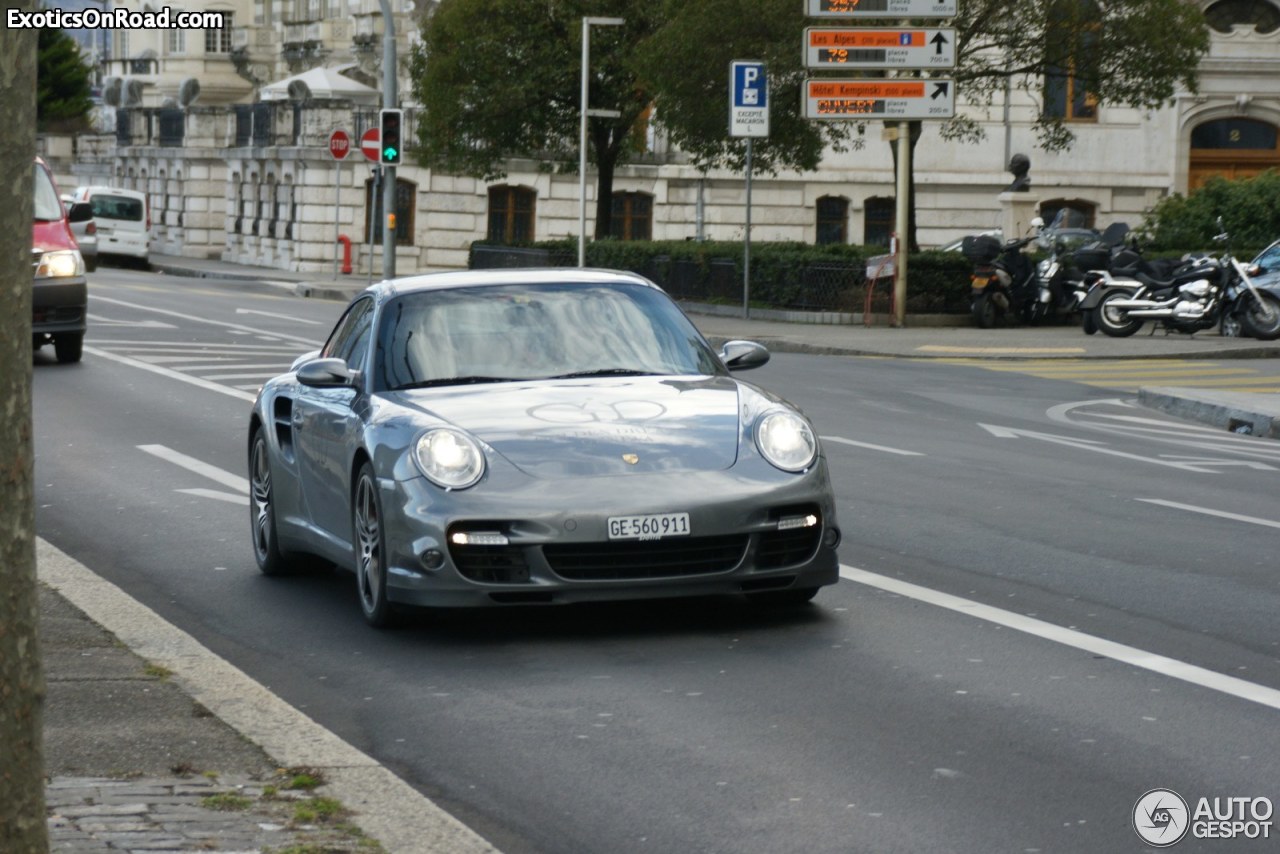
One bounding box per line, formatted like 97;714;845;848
142;662;173;680
201;793;253;812
293;796;345;825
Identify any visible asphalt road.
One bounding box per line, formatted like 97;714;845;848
32;269;1280;853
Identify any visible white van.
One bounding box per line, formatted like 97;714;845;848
72;186;150;265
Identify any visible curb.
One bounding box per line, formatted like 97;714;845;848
1138;386;1280;439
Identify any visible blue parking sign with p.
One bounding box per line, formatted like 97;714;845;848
733;62;767;108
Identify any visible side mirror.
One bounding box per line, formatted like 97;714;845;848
68;203;94;224
289;349;322;371
297;357;358;388
1030;216;1045;231
719;340;770;372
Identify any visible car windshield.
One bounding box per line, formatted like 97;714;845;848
33;163;63;222
376;282;723;391
1253;241;1280;272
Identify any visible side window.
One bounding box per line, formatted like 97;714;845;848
322;298;375;371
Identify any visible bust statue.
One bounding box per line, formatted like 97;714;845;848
1005;154;1031;192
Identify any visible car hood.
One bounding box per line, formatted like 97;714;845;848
386;376;741;477
33;218;77;254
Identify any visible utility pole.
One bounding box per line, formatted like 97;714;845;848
379;0;396;281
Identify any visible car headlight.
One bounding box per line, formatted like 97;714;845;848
34;250;84;279
414;428;485;489
755;411;817;472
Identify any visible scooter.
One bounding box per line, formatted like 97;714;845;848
965;218;1043;328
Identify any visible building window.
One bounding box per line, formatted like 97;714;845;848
1039;199;1096;230
168;26;185;55
487;185;535;244
863;197;894;247
611;192;652;241
206;11;233;53
1205;0;1280;33
815;196;849;245
1043;2;1098;122
364;178;416;247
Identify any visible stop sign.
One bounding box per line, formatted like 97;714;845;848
328;129;351;161
361;128;381;162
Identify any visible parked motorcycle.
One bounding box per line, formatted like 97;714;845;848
1032;210;1104;320
1080;224;1280;340
965;217;1043;328
1067;222;1133;334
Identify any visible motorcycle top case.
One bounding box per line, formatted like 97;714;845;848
1072;243;1112;272
962;234;1002;264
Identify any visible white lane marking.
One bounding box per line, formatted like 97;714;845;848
822;435;925;456
176;487;250;506
137;356;240;365
978;422;1223;472
200;372;283;381
88;340;307;351
1135;498;1280;530
85;346;257;403
36;538;502;854
91;295;325;346
236;307;325;325
838;565;1280;711
138;444;250;494
1155;456;1276;471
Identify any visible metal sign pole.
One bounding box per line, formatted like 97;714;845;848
743;137;752;320
367;167;379;286
333;159;341;280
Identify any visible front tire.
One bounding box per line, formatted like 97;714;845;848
971;293;997;329
1094;291;1142;338
353;462;397;628
746;587;821;607
249;428;296;576
54;333;83;364
1082;310;1098;335
1240;292;1280;341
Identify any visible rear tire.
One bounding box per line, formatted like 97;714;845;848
54;333;83;364
1094;291;1142;338
1240;292;1280;341
971;294;997;329
1082;311;1098;335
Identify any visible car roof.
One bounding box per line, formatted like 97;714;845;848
367;267;659;299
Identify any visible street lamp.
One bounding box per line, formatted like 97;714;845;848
578;16;624;268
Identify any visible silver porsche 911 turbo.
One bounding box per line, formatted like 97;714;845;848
247;268;841;627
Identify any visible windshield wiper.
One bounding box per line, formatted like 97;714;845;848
546;368;654;379
396;376;514;390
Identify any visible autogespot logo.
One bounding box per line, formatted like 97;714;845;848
1134;788;1190;847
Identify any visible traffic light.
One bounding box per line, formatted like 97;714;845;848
379;108;403;166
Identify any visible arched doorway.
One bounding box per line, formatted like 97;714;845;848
1188;117;1280;190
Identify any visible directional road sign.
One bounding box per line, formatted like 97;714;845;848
806;0;957;17
805;27;955;69
729;60;769;138
803;78;955;120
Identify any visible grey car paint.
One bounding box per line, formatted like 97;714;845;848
249;269;840;623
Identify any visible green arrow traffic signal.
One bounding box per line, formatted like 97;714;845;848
379;108;403;166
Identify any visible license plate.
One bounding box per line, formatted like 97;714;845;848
971;275;991;290
607;512;690;541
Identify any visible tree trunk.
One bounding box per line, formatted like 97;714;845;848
591;124;619;241
0;6;48;852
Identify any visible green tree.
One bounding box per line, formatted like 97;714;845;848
410;0;669;239
1139;169;1280;252
37;26;94;132
1;4;49;853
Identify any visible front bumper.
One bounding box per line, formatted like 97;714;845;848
33;275;88;334
378;463;841;607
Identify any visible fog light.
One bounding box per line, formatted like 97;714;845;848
777;514;819;531
420;549;445;570
450;531;509;546
823;527;841;548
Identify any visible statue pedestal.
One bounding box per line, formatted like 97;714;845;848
998;192;1041;241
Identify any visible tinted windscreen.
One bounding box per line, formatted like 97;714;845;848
33;163;63;221
376;282;722;391
90;194;144;221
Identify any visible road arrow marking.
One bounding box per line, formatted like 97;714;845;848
86;313;177;329
977;423;1225;472
236;308;325;325
822;435;925;456
176;487;250;506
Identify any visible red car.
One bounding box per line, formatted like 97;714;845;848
32;157;87;363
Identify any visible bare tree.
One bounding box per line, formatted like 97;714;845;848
0;2;48;851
